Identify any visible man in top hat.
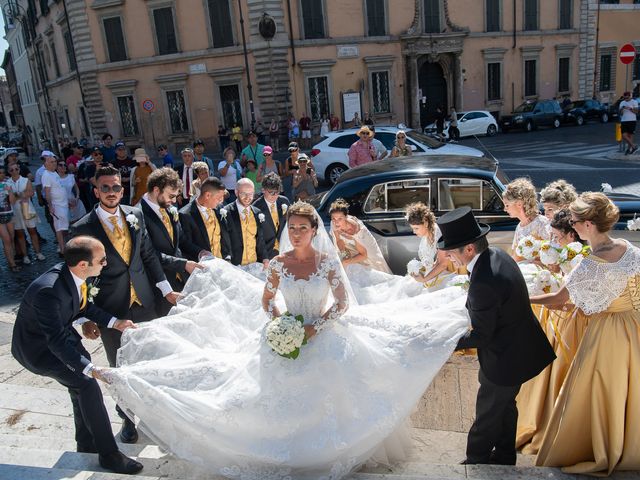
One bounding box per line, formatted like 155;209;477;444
437;207;555;466
348;126;377;168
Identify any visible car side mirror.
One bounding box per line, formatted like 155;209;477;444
460;118;467;122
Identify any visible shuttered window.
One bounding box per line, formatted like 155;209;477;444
423;0;440;33
301;0;326;39
103;17;127;62
366;0;386;36
153;7;178;55
208;0;234;48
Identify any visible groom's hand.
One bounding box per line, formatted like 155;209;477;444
113;319;136;332
91;366;111;384
82;321;100;339
185;260;204;274
165;291;181;305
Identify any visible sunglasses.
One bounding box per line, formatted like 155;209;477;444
8;167;19;172
93;255;107;265
237;192;254;198
568;219;584;226
397;135;406;139
265;189;279;195
92;152;104;157
265;153;272;156
98;184;123;193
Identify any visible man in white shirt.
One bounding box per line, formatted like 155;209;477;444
41;151;70;254
619;91;638;155
369;126;388;161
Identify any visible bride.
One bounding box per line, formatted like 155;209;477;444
107;201;471;480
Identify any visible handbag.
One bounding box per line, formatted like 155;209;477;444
21;200;37;220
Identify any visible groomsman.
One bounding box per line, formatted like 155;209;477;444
179;177;230;261
11;236;143;474
70;165;179;444
252;172;289;259
140;167;203;315
437;207;555;466
222;178;268;266
175;147;196;206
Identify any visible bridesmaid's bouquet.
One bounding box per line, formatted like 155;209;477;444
627;215;640;231
538;241;561;266
530;269;563;295
406;258;425;277
266;312;307;359
558;242;590;274
515;235;542;261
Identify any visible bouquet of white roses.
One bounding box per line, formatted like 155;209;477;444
406;258;426;277
558;241;590;274
265;312;307;359
516;235;542;261
538;240;561;266
529;269;563;295
446;274;470;291
628;215;640;231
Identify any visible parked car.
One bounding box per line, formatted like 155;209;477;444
562;99;610;126
424;110;499;138
308;155;640;274
500;99;563;132
310;127;485;185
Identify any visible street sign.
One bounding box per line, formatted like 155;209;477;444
142;99;155;112
619;44;636;65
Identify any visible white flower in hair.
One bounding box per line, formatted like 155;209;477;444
601;183;613;193
258;213;266;223
126;214;139;230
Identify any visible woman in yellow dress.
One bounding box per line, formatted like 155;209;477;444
516;209;589;454
530;192;640;476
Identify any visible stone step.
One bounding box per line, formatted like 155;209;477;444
0;464;167;480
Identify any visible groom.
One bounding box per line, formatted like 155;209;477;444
437;207;555;466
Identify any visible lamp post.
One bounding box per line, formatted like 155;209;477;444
237;0;255;130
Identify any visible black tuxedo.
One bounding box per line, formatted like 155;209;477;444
12;264;119;455
175;164;196;205
457;247;555;464
179;200;231;262
70;205;167;367
252;195;290;259
140;198;188;315
222;202;268;266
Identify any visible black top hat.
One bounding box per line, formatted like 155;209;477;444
436;206;490;250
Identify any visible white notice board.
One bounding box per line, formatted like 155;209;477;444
342;92;361;123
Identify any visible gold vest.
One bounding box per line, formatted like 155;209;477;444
101;214;141;307
201;208;222;258
240;208;258;265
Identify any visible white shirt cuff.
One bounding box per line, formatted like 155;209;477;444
157;280;173;297
74;317;89;325
83;362;94;378
107;317;117;329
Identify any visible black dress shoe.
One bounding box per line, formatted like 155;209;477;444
119;417;139;444
77;443;98;454
99;451;143;475
460;459;477;465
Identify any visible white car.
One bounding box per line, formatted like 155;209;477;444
424;110;499;139
310;126;485;185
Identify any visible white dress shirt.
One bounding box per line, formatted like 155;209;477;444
466;252;483;274
182;165;193;198
142;193;165;222
96;205;172;296
236;200;250;220
196;199;212;222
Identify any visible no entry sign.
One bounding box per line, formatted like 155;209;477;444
620;44;636;65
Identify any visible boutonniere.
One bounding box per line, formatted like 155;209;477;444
168;206;179;222
258;213;266;223
220;207;228;219
87;280;100;303
126;213;140;230
281;204;288;215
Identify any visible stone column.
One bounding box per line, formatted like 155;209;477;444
407;54;420;129
454;52;463;110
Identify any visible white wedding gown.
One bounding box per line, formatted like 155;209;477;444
109;257;470;480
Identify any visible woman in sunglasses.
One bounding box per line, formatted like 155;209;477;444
390;130;413;158
0;167;20;271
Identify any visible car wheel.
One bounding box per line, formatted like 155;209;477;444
326;163;347;185
553;118;561;129
600;112;609;123
525;121;534;132
486;124;498;136
575;115;584;126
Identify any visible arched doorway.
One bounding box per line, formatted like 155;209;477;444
418;61;447;128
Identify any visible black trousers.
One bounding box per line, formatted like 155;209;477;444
34;350;118;455
466;369;521;464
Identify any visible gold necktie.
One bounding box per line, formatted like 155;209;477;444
270;203;279;251
80;282;87;310
160;209;174;243
243;208;250;225
109;216;125;239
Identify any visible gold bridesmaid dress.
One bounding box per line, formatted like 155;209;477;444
536;273;640;475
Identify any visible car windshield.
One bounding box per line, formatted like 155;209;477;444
513;102;535;113
457;113;465;120
570;101;585;108
406;130;444;149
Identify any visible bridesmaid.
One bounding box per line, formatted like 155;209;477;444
531;192;640;475
539;179;577;221
502;178;551;261
516;209;589;454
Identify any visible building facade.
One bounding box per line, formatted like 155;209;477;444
3;0;640;154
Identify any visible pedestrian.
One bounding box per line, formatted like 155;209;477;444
269;118;280;152
283;142;300;201
288;115;300;141
619;91;638;155
369;126;388;161
390;130;413;157
320;115;330;137
157;144;174;168
41;152;69;255
363;112;374;126
435;106;446;141
193;139;215;176
448;107;460;141
57;160;86;223
100;133;116;163
218;125;229;152
291;153;318;201
244;159;261;194
352;112;361;127
129;148;157;206
348;126;377;168
240;131;265;168
218;147;242;204
330;113;341;131
34;153;57;241
256;145;282;183
5;162;45;264
255;119;266;145
176;148;196;205
0;166;21;272
299;112;312;150
65;142;84;171
190;161;210;199
231;123;243;152
3;149;31;180
113;141;136;205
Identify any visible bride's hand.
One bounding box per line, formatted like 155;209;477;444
304;325;317;340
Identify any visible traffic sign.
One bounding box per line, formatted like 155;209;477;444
620;44;636;65
142;99;155;112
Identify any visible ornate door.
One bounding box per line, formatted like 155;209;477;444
418;61;447;128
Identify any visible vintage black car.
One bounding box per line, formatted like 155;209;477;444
308;155;640;274
562;99;610;126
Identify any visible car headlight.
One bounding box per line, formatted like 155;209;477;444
514;115;523;123
567;112;574;117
